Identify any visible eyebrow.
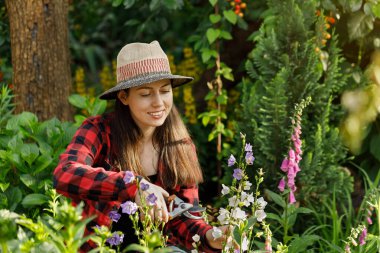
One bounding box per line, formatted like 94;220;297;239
136;83;171;90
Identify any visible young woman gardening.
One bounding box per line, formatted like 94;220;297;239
53;41;229;252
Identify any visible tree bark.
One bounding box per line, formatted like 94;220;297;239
5;0;72;121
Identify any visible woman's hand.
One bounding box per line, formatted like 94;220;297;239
134;178;170;223
205;225;239;250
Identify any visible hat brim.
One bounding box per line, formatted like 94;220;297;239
99;73;193;100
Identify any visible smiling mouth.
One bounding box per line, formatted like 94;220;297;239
148;110;165;117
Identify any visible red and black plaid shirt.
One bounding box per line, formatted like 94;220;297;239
53;113;219;252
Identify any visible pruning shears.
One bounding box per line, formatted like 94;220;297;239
167;195;206;220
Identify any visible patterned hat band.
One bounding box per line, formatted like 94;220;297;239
117;58;170;83
99;41;193;100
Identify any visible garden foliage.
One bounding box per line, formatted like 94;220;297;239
240;0;363;204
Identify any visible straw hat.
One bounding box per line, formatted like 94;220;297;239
99;41;193;100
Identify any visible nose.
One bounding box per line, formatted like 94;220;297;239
152;92;164;107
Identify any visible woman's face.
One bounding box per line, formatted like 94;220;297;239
118;79;173;133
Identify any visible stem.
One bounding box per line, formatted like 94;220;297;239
1;242;8;253
283;196;289;244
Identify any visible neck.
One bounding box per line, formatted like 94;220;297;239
140;127;155;144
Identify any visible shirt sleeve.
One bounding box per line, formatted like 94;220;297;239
164;184;220;253
53;118;137;203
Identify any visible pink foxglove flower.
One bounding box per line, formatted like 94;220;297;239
289;190;296;204
359;227;367;245
278;178;285;192
278;99;308;205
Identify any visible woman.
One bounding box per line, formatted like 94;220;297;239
53;41;227;252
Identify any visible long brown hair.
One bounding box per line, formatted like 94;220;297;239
111;98;204;189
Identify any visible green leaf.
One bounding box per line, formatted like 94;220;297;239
6;112;38;131
206;28;220;44
124;243;149;253
288;235;320;253
123;0;136;9
265;189;286;208
216;94;228;105
0;183;9;192
125;19;140;26
68;94;87;109
220;30;232;40
202;115;210;126
21;193;49;208
233;226;241;245
347;11;374;41
35;155;53;174
223;10;237;24
149;0;160;11
20;143;40;166
372;3;380;18
89;99;107;116
111;0;123;7
209;0;217;6
20;174;37;190
370;134;380;162
5;187;22;211
209;14;221;24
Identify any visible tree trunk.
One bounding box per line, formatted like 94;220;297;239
5;0;72;121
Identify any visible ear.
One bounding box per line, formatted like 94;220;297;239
117;90;129;105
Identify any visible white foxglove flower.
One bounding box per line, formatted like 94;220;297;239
228;196;239;207
221;184;230;195
192;234;200;242
232;207;247;220
242;236;249;251
212;227;223;240
243;181;252;190
256;197;267;210
191;250;198;253
241;192;254;207
217;208;230;225
255;209;267;222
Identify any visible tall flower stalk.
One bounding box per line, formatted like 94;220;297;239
216;133;270;252
277;97;311;242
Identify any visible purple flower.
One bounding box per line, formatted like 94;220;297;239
146;193;158;206
245;151;255;165
120;201;138;215
228;154;236;167
123;171;135;184
278;178;285;192
367;216;373;225
109;210;121;222
106;232;124;246
245;143;252;152
233;169;243;180
359;227;367;245
140;182;150;191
